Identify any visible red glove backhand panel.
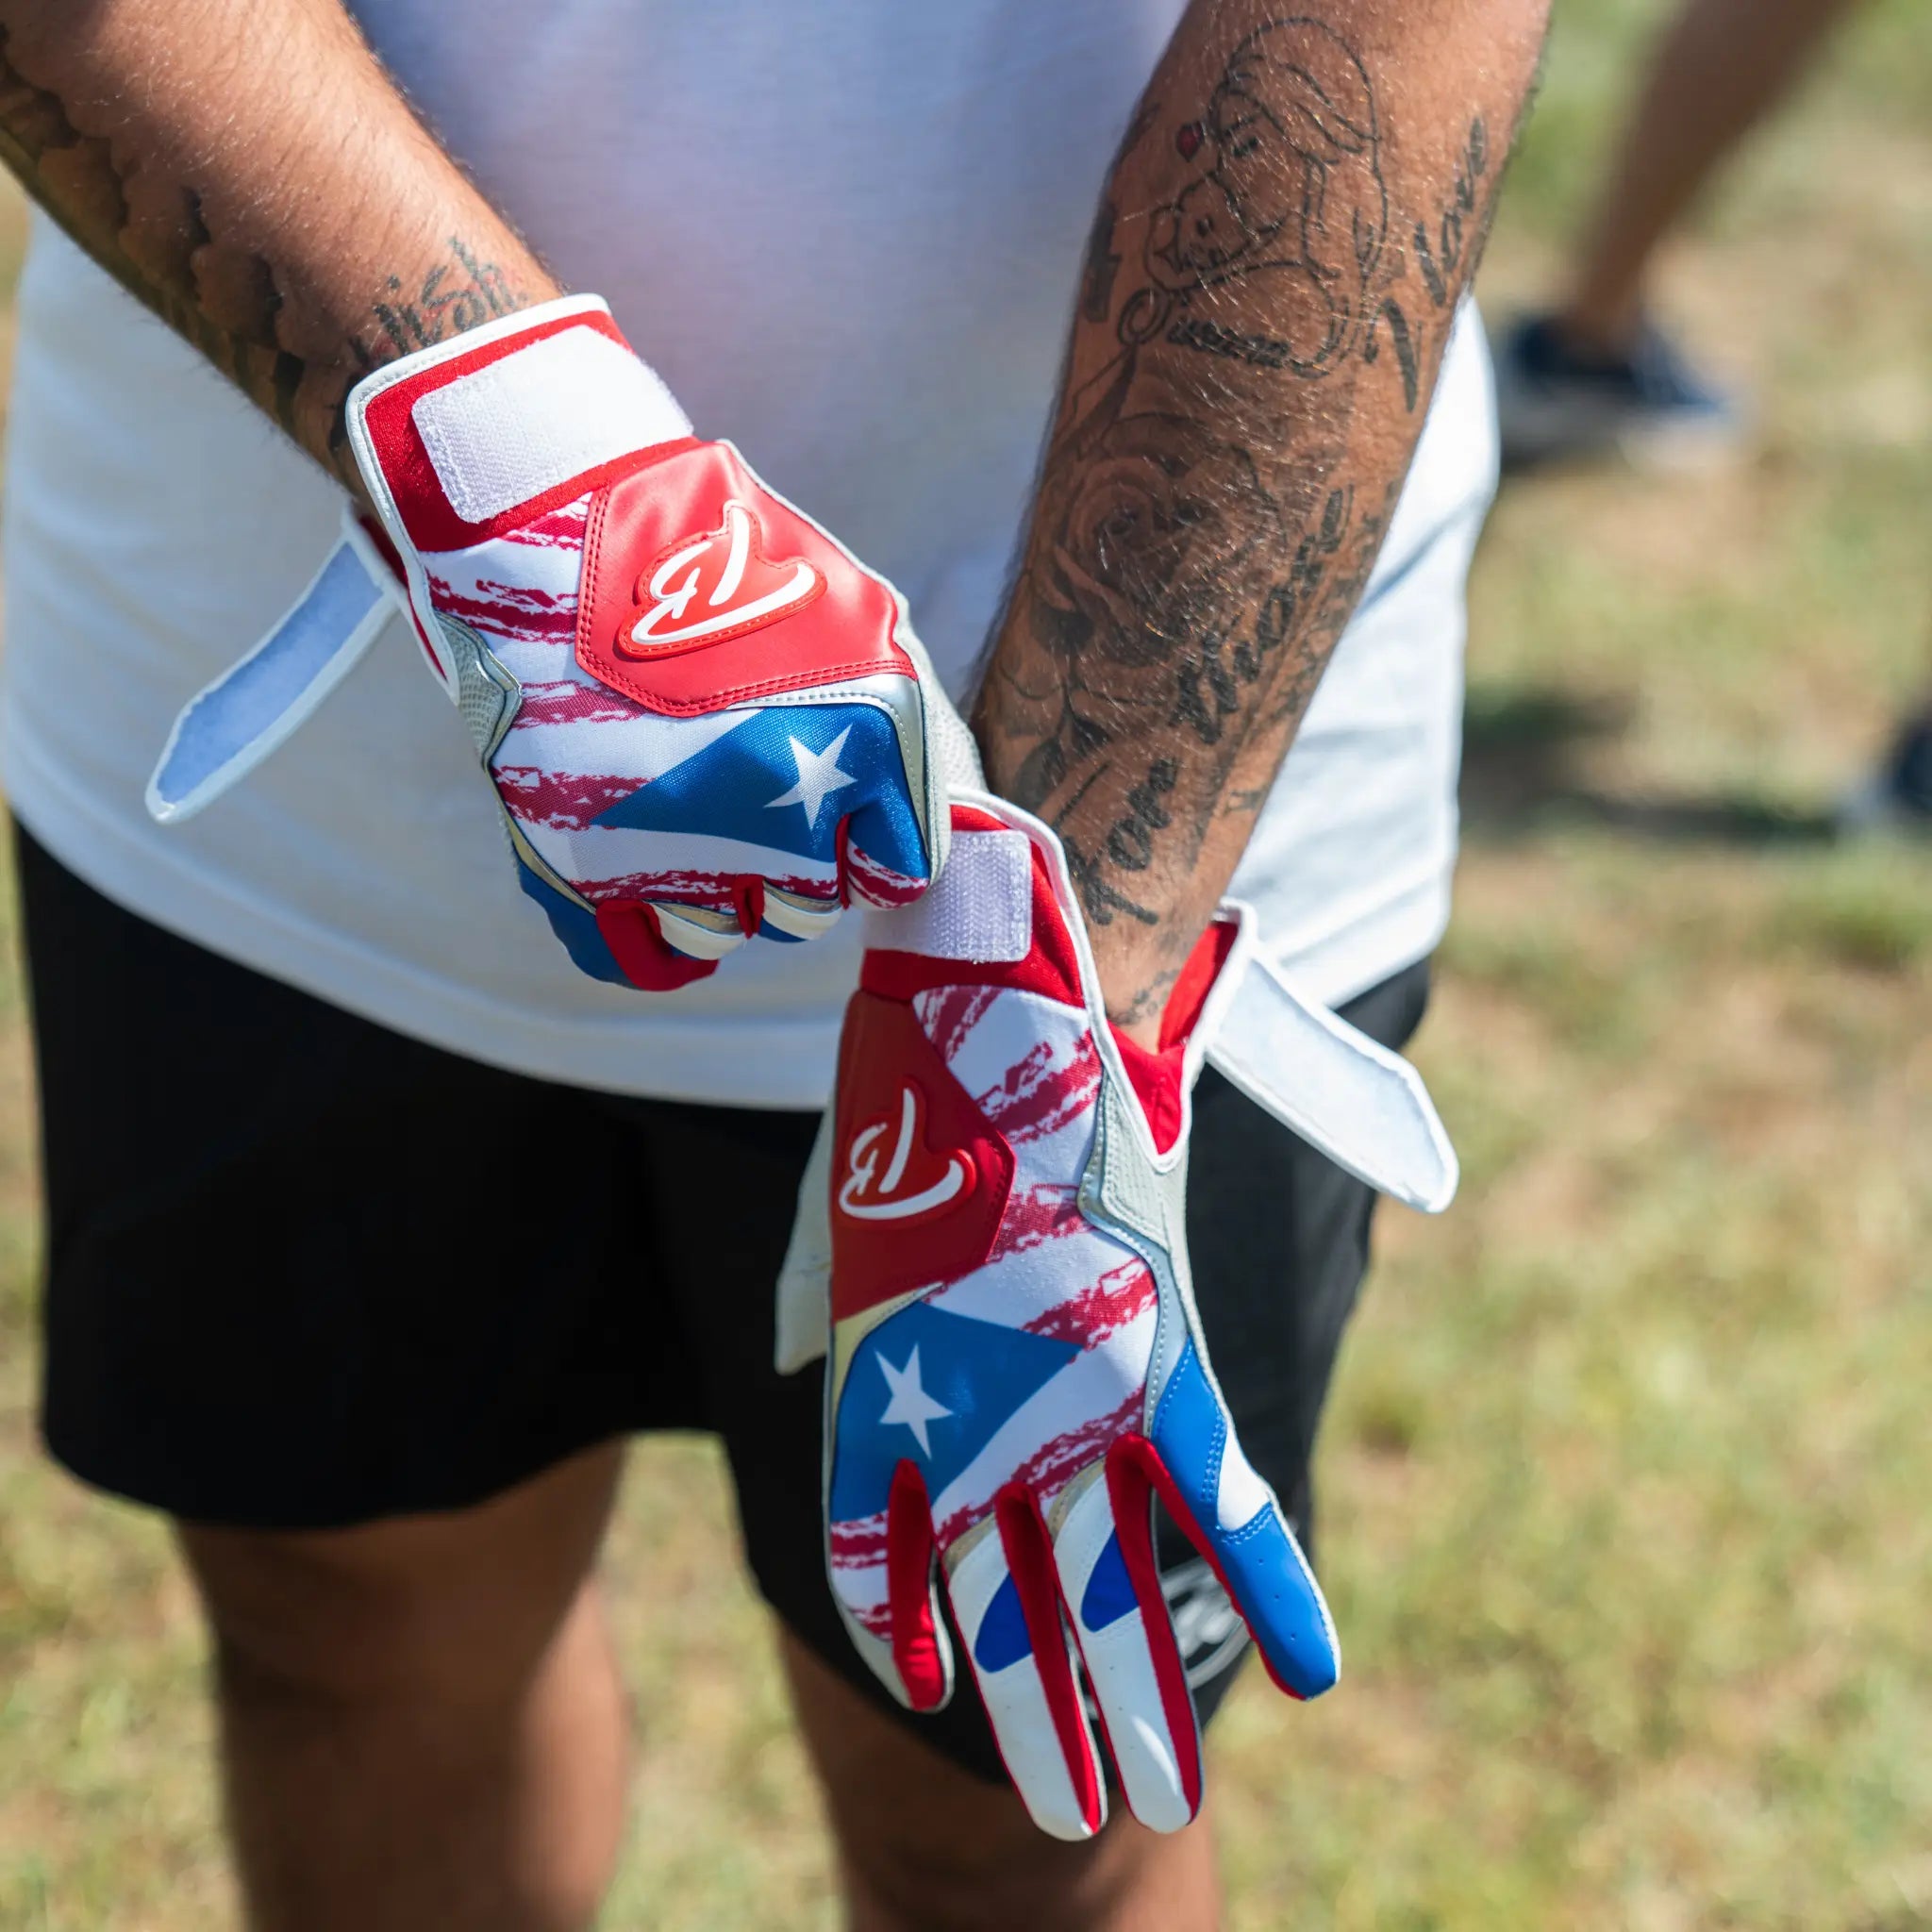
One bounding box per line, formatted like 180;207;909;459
574;443;915;715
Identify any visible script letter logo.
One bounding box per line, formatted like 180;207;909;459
838;1085;974;1224
623;499;824;654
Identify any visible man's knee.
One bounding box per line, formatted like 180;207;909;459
177;1442;624;1713
780;1633;1216;1932
843;1811;1160;1932
831;1774;1208;1932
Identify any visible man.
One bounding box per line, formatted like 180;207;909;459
0;2;1544;1927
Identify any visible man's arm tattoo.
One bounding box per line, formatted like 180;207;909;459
0;25;535;487
975;13;1525;1021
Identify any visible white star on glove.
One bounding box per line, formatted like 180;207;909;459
765;725;858;832
876;1345;952;1457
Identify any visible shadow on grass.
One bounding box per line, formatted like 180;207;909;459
1460;683;1840;848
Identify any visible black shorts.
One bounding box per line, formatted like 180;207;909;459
19;823;1428;1782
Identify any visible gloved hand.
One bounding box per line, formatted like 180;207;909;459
150;294;971;991
819;792;1346;1840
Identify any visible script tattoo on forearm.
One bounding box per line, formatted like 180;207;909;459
975;14;1519;1024
0;25;533;488
1363;115;1496;410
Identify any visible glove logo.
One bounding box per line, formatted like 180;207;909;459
622;499;825;656
838;1083;975;1224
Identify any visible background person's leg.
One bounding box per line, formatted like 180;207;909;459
177;1442;627;1932
1557;0;1862;353
1492;0;1859;467
781;1634;1219;1932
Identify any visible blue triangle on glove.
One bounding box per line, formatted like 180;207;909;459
591;701;926;876
829;1302;1079;1521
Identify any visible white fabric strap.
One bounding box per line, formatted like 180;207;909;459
774;1109;838;1374
147;512;402;824
862;829;1032;963
413;325;692;524
1205;950;1458;1213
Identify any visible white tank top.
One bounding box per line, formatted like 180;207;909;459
0;0;1494;1106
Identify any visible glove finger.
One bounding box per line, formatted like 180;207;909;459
591;898;721;991
827;1457;954;1715
1055;1470;1202;1832
760;883;844;943
886;1462;951;1710
946;1493;1106;1842
1141;1341;1340;1701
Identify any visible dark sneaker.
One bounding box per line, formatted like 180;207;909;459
1491;312;1747;472
1838;713;1932;837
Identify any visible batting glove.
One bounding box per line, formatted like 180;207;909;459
814;791;1448;1839
150;295;974;991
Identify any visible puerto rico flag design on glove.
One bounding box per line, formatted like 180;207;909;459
822;794;1341;1841
337;294;962;990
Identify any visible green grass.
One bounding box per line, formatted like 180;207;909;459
4;4;1932;1924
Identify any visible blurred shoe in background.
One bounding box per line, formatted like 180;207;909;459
1491;312;1746;472
1836;712;1932;837
1487;0;1859;476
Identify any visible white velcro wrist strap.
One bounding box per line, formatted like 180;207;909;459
862;829;1032;962
413;325;692;523
1207;949;1459;1213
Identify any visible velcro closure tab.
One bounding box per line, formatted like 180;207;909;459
1207;951;1459;1213
863;829;1031;962
413;325;691;523
146;529;397;825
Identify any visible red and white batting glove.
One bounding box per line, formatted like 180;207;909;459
813;793;1449;1839
150;296;975;991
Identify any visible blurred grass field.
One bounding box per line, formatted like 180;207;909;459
3;3;1932;1925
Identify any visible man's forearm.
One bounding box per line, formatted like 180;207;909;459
0;0;556;491
974;0;1546;1041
